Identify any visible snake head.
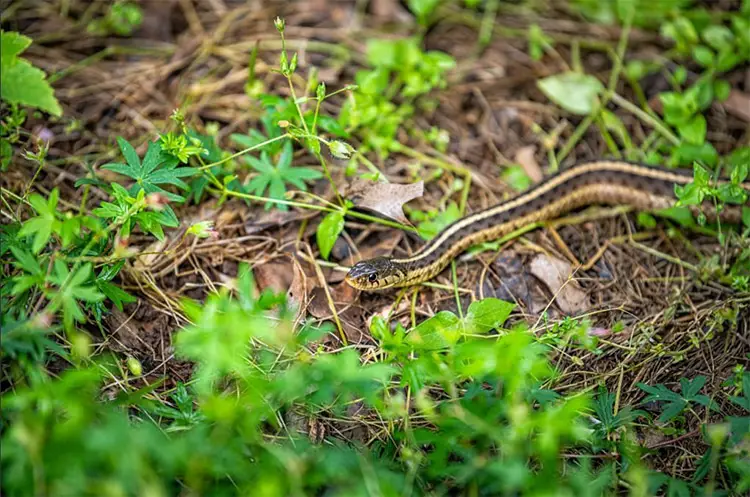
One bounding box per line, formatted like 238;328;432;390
345;257;404;290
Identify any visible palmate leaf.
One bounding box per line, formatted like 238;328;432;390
102;138;197;202
17;189;61;253
637;375;717;423
592;387;647;439
240;141;322;211
47;261;105;331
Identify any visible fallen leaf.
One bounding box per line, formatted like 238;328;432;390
482;251;533;306
528;254;589;315
254;261;294;294
308;282;359;319
287;256;310;319
371;0;413;23
513;145;543;183
723;90;750;123
346;179;423;225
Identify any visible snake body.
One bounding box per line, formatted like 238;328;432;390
345;160;750;291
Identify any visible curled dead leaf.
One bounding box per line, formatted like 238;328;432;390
287;256;311;318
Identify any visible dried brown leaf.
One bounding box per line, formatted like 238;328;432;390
528;254;589;315
723;90;750;123
254;261;294;294
514;145;543;183
346;179;423;225
287;256;311;316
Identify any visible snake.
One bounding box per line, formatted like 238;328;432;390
345;160;750;291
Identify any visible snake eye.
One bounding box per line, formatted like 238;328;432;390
368;273;378;283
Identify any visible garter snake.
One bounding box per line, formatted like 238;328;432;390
345;160;750;291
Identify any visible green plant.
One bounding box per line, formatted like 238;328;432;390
3;9;750;497
339;37;455;159
591;386;647;444
101;137;198;203
674;159;749;228
0;31;61;116
570;0;694;28
87;1;143;37
235;138;322;211
0;31;62;171
637;375;717;424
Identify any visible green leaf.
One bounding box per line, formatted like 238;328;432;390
637;382;686;423
416;202;461;240
728;373;750;411
537;72;604;115
116;136;141;173
660;92;694;126
638;376;716;423
693;162;710;187
0;31;61;116
637;212;657;229
242;142;321;211
677;115;706;145
1;30;31;60
673;142;718;167
655;206;696;228
406;0;441;23
97;280;136;311
716;184;748;204
48;262;105;331
730;160;749;184
406;311;461;350
713;79;731;102
675;182;704;206
316;211;344;260
528;24;552;61
103;138;195;203
9;245;43;276
17;191;61;253
463;298;515;334
692;45;714;67
501;165;533;192
702;25;734;51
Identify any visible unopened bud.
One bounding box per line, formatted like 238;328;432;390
274;17;285;33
